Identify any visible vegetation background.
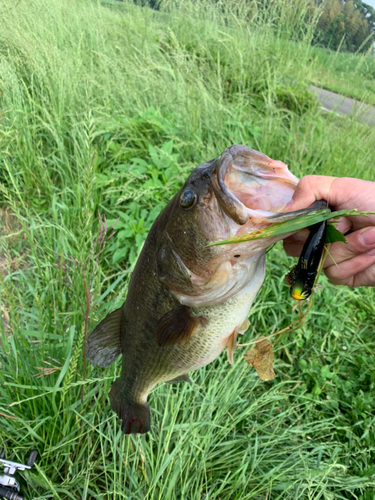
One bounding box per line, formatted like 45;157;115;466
0;0;375;498
312;0;375;53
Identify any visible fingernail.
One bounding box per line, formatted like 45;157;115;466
367;248;375;256
359;228;375;246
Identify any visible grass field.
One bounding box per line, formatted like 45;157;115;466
1;0;375;498
309;45;375;106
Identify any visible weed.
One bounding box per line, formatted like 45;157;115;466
0;0;375;498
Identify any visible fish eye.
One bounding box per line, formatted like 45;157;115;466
180;188;197;209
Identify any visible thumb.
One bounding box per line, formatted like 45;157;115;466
284;175;337;212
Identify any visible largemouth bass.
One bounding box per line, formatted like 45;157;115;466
88;145;314;434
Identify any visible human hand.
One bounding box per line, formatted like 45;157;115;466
283;175;375;287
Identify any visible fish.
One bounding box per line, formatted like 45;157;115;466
87;145;317;434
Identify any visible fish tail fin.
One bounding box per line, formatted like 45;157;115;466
109;379;150;434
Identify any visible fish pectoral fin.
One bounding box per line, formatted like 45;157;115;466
156;305;205;347
87;307;122;368
165;373;192;385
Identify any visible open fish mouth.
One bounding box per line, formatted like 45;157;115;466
212;145;304;228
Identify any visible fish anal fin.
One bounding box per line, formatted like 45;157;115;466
226;329;239;365
239;318;250;335
87;307;122;368
226;318;250;364
165;373;192;385
110;379;150;435
156;305;206;347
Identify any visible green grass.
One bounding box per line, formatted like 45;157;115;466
1;0;375;498
309;45;375;106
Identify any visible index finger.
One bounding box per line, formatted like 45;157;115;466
285;175;337;211
285;175;375;231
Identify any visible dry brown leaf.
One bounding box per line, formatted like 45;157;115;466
244;336;276;381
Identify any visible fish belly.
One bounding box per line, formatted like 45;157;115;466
162;255;266;377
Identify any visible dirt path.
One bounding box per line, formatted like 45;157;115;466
310;86;375;126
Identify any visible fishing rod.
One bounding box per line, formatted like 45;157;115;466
0;449;38;500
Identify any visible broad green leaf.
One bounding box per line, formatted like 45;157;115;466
113;247;127;263
161;139;174;155
117;229;133;240
326;224;347;243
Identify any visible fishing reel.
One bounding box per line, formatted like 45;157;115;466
0;449;38;500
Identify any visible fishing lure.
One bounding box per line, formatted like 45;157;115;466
288;202;328;300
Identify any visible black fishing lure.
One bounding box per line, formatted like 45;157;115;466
288;201;328;300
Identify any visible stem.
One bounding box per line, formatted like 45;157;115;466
81;266;91;404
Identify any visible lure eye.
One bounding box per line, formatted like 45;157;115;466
180;188;197;209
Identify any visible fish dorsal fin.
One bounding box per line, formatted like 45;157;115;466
165;373;192;384
156;305;204;347
87;307;122;367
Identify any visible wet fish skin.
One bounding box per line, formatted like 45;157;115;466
87;145;314;434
